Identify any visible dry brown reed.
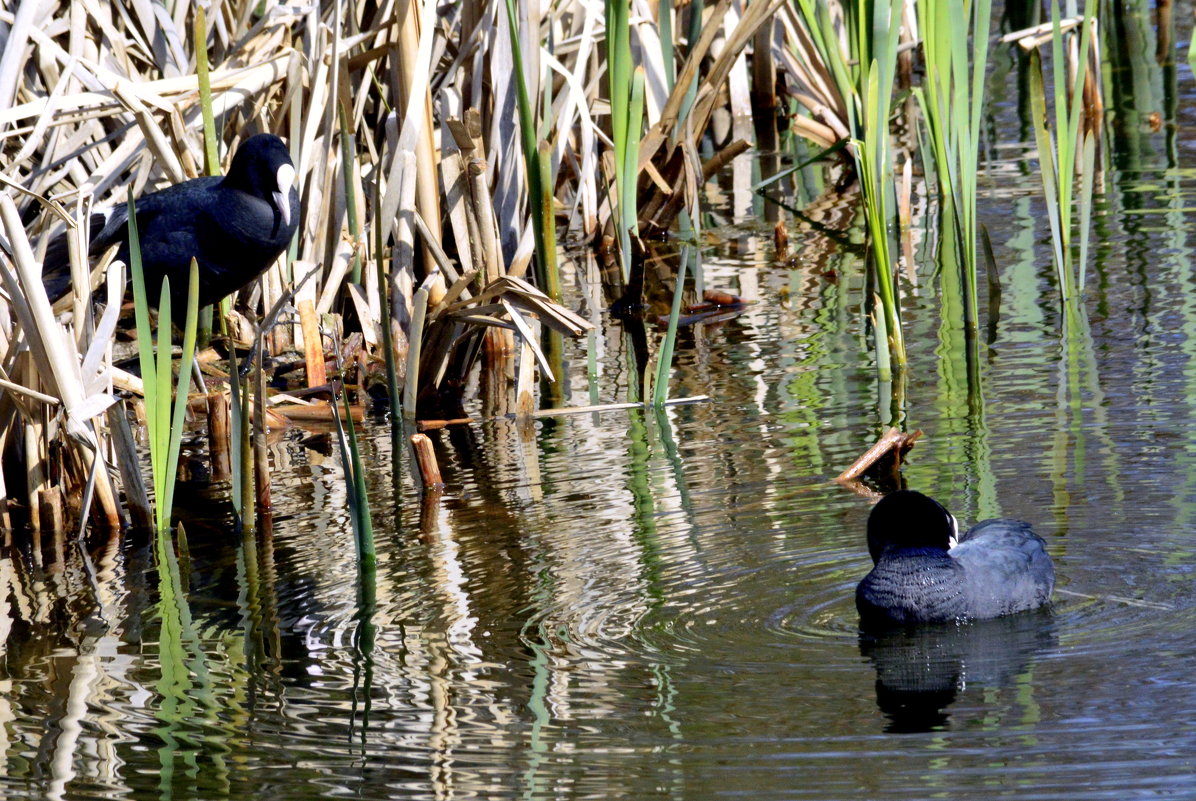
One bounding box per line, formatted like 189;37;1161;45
0;0;828;535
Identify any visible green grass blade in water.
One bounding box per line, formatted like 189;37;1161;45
161;260;201;528
653;247;688;407
154;281;172;532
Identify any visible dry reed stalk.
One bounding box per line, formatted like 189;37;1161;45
514;312;538;415
253;334;271;515
634;0;786;234
394;0;443;269
409;432;443;489
271;402;364;423
207;392;232;483
298;297;328;390
0;195;119;527
751;16;778;146
440;120;479;281
106;399;151;529
898;158;917;284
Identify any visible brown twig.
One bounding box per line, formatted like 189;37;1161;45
836;427;923;483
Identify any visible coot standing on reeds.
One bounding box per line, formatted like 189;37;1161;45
856;490;1055;625
42;133;299;312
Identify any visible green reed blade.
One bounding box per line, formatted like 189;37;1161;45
659;0;675;92
653;247;688;407
128;191;156;420
793;0;857;135
624;67;645;239
154;280;173;531
1190;24;1196;78
194;8;219;346
194;5;220;177
1078;131;1095;292
606;0;635;281
917;0;991;333
1049;6;1072;228
343;388;374;564
503;0;547;278
537;141;561;303
607;0;630;173
1027;49;1068;296
328;379;373;565
677;0;703;129
161;259;200;528
339;101;362;284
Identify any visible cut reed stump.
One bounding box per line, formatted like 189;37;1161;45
774;221;789;260
107;400;153;530
836;427;923;483
207;393;232;483
410;433;444;490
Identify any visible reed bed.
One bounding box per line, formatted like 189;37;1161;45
0;0;1109;537
0;0;772;535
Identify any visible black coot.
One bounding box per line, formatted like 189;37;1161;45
42;133;299;312
856;490;1055;625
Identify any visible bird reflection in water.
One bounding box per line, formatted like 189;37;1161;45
858;608;1056;733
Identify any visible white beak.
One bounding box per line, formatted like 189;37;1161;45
273;163;296;227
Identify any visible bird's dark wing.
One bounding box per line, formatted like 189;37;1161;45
39;177;221;302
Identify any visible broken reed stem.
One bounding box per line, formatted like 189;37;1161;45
239;361;255;535
298;299;327;388
107;400;152;530
515;315;537;415
403;279;431;418
466;157;503;283
410;433;444;488
208;393;232;482
836;427;924;482
254;335;271;514
774;221;789;260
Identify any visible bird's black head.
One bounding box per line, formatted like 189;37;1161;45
223;134;297;232
866;490;957;564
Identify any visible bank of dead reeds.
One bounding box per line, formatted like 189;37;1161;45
0;0;793;535
0;0;1108;536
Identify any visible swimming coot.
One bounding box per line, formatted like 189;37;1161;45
42;133;299;312
856;490;1054;625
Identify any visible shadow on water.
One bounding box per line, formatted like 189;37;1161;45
859;608;1057;734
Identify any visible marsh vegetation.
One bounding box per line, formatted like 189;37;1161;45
1;0;1192;797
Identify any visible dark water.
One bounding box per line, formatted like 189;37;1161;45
8;12;1196;801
